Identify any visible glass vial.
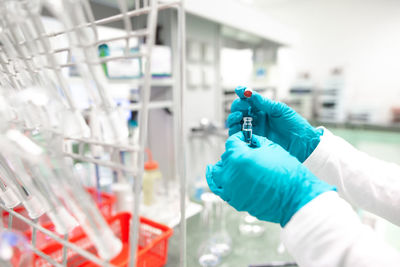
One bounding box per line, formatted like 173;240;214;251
242;117;253;144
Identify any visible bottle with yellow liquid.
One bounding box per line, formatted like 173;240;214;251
142;149;162;206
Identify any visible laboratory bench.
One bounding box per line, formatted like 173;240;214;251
166;126;400;266
167;207;294;267
311;121;400;133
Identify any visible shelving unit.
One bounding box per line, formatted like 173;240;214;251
0;1;187;267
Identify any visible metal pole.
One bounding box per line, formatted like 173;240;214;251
176;1;187;267
129;0;159;266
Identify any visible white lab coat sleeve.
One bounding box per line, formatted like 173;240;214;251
282;192;400;267
303;128;400;226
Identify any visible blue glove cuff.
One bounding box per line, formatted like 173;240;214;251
280;171;336;227
303;127;324;162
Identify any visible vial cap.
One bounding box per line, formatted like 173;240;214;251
244;89;253;98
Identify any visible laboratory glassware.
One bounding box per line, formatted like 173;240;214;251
0;129;122;259
243;117;253;144
0;0;187;266
0;229;32;267
238;213;266;237
198;192;221;267
209;198;232;257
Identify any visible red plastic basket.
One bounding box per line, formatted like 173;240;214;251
2;206;32;232
4;188;116;251
33;212;173;267
2;188;115;225
85;188;116;218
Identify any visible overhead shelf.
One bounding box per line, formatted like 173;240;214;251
185;0;297;46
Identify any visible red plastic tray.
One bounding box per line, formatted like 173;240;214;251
33;212;174;267
85;188;116;218
4;188;116;250
2;188;115;226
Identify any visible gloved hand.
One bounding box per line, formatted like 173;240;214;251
227;86;323;163
206;132;335;227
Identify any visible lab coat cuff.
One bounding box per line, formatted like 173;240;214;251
281;191;361;266
303;127;334;175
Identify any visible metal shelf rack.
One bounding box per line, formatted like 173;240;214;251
0;0;186;266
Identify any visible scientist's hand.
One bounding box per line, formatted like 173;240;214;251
206;132;335;227
227;86;323;162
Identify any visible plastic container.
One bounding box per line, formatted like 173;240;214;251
2;188;115;227
111;183;134;213
32;213;173;267
3;188;116;252
22;188;116;250
142;149;162;206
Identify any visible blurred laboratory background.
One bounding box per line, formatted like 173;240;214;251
179;1;400;266
0;0;399;266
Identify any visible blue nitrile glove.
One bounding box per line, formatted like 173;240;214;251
227;86;323;163
206;132;335;227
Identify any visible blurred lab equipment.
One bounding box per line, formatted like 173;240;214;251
391;107;400;123
317;68;347;123
0;230;32;267
198;192;232;266
198;193;221;267
287;72;315;120
189;118;226;202
239;213;266;237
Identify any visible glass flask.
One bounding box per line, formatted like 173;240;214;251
198;192;232;266
238;213;266;237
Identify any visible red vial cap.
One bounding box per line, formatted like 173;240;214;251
244;89;253;98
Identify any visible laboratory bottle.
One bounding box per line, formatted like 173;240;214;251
142;149;162;206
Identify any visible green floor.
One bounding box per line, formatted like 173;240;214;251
167;127;400;267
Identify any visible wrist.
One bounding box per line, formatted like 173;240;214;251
281;168;336;227
303;127;324;163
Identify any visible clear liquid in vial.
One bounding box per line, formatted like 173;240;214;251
242;128;252;144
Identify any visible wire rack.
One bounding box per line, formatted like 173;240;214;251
0;0;186;266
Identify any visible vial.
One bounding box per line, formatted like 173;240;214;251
242;117;253;144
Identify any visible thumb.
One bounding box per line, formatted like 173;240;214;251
234;85;247;99
225;131;248;151
250;134;273;148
